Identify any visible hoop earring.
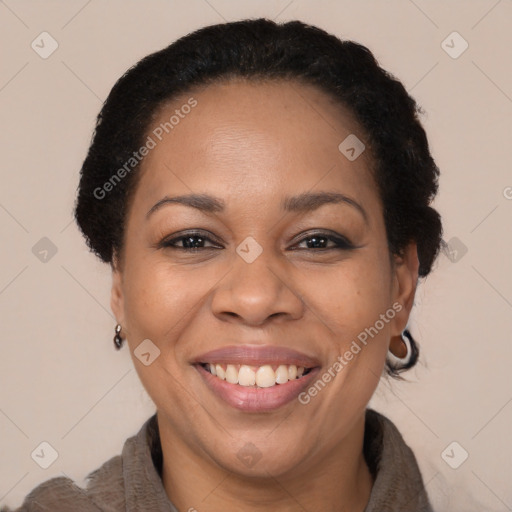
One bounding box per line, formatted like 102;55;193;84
387;330;412;369
113;324;123;350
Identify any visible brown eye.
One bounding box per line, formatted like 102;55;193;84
159;231;222;251
291;231;355;251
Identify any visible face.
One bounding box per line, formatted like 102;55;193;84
111;79;418;478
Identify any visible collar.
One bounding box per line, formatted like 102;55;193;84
11;408;433;511
119;408;433;511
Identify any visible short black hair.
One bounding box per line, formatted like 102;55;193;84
74;18;443;379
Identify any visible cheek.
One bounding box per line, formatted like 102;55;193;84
121;257;222;342
299;250;392;336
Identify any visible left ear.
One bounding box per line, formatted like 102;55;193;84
390;242;420;337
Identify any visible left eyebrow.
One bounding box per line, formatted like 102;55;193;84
282;191;368;225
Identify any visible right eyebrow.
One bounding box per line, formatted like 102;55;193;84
146;194;225;219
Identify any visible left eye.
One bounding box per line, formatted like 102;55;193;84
292;232;354;251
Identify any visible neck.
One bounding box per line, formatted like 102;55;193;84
158;412;374;512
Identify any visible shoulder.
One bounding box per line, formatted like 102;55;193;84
1;454;124;512
363;408;434;512
1;415;159;512
1;431;138;512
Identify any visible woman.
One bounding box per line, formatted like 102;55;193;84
3;18;442;512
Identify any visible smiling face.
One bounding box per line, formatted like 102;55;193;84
111;79;418;480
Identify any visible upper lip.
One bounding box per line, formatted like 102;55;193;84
192;344;321;368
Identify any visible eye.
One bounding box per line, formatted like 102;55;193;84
159;231;222;252
291;230;355;251
157;229;355;253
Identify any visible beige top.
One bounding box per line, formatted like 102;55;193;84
1;408;434;511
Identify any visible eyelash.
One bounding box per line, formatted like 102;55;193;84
158;230;355;252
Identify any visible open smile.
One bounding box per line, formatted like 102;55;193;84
192;344;321;412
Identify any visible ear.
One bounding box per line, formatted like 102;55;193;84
110;254;125;326
390;242;419;337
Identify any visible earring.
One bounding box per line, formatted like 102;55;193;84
387;330;412;369
113;324;123;350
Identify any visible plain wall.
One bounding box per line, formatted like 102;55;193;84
1;1;511;510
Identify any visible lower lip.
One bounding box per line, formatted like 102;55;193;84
195;364;321;412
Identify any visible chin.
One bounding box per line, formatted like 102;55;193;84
209;436;309;479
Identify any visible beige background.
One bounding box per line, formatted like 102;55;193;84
1;0;511;510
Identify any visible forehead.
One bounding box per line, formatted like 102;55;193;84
135;79;378;213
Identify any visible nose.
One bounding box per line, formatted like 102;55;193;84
211;247;305;327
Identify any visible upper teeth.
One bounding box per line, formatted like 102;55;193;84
207;363;306;387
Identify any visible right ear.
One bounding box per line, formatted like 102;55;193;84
110;253;125;325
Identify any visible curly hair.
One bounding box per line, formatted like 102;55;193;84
74;18;443;379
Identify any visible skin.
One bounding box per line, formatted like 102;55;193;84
111;79;419;512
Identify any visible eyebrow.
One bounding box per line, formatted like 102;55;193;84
146;191;368;224
282;191;368;224
146;194;225;218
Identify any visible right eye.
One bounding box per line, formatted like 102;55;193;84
159;231;223;252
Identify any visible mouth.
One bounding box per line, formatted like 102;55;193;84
199;362;314;387
192;345;321;412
